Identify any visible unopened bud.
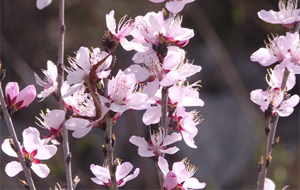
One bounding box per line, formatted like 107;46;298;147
272;136;280;148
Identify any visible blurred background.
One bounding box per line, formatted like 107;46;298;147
1;0;299;189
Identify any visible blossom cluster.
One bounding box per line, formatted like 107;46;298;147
250;0;300;188
1;0;206;189
250;0;300;118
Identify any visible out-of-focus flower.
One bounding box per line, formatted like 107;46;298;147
250;32;298;66
5;82;36;112
129;127;182;157
90;159;140;187
1;127;57;178
251;32;300;74
158;156;206;190
36;0;52;10
266;65;296;91
148;0;196;13
34;60;58;101
258;0;300;26
264;178;289;190
250;87;299;117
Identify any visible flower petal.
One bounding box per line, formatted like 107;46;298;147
31;163;50;178
5;161;23;177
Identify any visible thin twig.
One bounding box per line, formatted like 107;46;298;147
104;114;118;190
56;0;73;189
155;86;170;189
257;68;290;190
102;77;118;190
0;82;36;190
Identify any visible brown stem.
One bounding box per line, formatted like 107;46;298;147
56;0;73;189
257;67;290;190
0;82;36;190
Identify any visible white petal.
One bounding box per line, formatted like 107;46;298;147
36;0;52;10
31;163;50;178
129;136;148;147
119;168;140;187
45;109;65;130
116;162;133;181
23;127;41;152
172;161;189;183
160;146;180;155
90;164;110;183
1;139;18;157
158;156;169;176
183;177;206;189
142;107;161;125
163;132;182;146
250;48;277;66
35;145;57;160
72;127;93;138
124;65;150;82
264;178;275;190
5;161;23;177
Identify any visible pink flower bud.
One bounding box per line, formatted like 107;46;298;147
15;85;36;109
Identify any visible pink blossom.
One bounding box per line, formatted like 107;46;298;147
250;32;299;67
266;65;296;91
36;109;65;144
158;156;206;190
64;47;112;97
258;0;300;26
129;127;182;157
90;159;140;187
250;88;299;117
1;127;57;178
171;107;201;148
62;82;110;139
34;60;58;101
132;11;194;48
36;0;52;10
108;70;150;113
5;82;36;111
148;0;196;13
142;82;204;127
106;10;135;51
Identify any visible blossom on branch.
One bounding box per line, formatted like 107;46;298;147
250;32;300;74
129;127;182;157
106;10;135;51
1;127;57;178
36;109;66;144
258;0;300;26
34;60;58;101
5;82;36;112
158;156;206;190
64;46;112;97
266;65;296;91
107;70;150;113
90;159;140;187
250;87;299;117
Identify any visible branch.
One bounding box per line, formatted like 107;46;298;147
257;67;290;190
55;1;73;189
0;81;36;190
